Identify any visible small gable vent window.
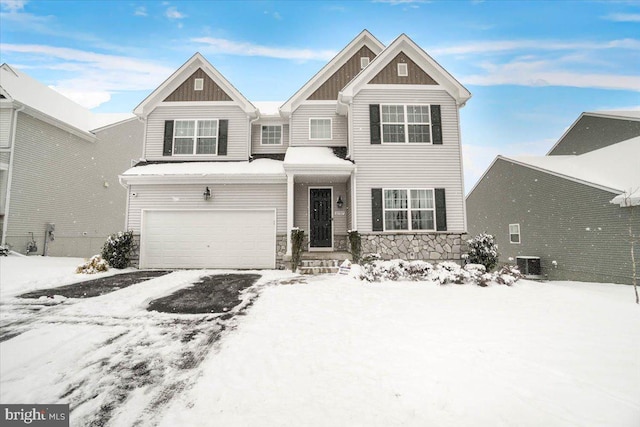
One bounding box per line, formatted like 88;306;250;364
194;78;204;91
397;63;408;77
360;56;370;69
509;224;521;244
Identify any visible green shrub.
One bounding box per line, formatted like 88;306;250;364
101;231;135;269
290;228;306;272
347;230;362;263
465;233;499;272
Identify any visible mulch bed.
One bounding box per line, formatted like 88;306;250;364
18;271;172;299
147;274;261;314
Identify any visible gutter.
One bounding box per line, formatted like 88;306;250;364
1;104;24;246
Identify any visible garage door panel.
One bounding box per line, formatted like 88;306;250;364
141;210;276;269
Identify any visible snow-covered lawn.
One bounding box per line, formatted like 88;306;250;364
1;256;639;427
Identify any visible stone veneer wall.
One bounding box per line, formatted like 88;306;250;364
276;234;287;269
131;234;141;268
361;233;467;262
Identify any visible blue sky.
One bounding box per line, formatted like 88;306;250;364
1;0;639;191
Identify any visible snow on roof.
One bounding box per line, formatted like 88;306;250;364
122;159;285;177
588;110;640;121
253;101;282;117
505;136;640;198
284;147;353;167
0;64;133;133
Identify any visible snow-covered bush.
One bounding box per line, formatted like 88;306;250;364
0;245;8;256
361;253;382;264
76;254;109;274
466;233;499;271
358;258;521;286
101;230;135;269
347;230;362;263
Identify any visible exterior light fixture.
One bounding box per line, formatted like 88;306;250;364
203;186;212;200
336;196;344;209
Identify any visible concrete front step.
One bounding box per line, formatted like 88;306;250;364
299;259;340;268
300;251;352;261
298;266;340;275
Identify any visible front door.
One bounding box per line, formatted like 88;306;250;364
309;188;332;248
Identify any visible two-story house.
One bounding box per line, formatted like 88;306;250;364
120;30;471;269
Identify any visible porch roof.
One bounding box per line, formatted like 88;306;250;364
283;147;355;175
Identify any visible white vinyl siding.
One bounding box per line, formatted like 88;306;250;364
127;182;287;235
145;105;249;161
6;114;143;256
352;88;465;233
290;103;347;147
251;124;289;154
0;108;12;147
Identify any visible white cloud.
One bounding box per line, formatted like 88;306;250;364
462;59;640;91
191;37;336;61
603;13;640;22
134;6;147;17
373;0;430;5
0;0;26;12
1;43;175;108
165;6;185;19
431;38;640;56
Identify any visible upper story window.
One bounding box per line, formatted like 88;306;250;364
360;56;370;69
381;104;431;144
384;188;435;231
174;119;217;155
397;63;408;77
261;125;282;145
309;118;332;140
509;224;521;244
194;78;204;91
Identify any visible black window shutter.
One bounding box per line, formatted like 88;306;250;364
435;188;447;231
371;188;383;231
431;105;442;145
370;104;381;144
218;119;228;155
163;120;174;156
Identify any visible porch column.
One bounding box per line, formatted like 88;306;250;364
286;173;294;257
350;172;357;231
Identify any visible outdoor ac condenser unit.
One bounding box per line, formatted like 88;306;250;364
516;256;542;279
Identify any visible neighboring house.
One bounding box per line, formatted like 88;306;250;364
120;30;472;269
0;64;143;257
466;111;640;285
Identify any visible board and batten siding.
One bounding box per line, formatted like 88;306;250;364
7;113;143;256
0;108;13;147
466;158;639;285
293;182;348;239
145;105;250;161
251;124;289;154
290;103;347;147
351;88;465;233
127;182;287;235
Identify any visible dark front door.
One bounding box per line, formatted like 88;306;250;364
310;188;332;248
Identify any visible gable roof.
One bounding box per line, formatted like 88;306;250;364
279;30;385;117
339;34;471;107
546;110;640;155
501;136;640;198
133;52;256;117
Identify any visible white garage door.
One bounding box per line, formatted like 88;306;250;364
140;210;276;269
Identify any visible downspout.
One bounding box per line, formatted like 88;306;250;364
248;111;261;159
1;104;24;247
337;93;353;159
137;115;147;160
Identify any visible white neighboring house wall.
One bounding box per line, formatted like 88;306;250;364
290;103;348;147
351;88;466;233
3;114;143;256
144;104;250;161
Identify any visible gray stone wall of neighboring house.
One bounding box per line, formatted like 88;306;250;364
5;114;142;257
466;157;639;285
549;115;640;156
361;232;466;262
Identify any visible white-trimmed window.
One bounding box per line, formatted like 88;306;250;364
397;63;408;77
360;56;370;69
261;125;282;145
381;104;431;143
194;78;204;91
309;118;332;140
384;189;435;231
174;119;217;155
509;224;521;244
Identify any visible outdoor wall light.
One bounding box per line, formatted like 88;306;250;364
203;186;212;201
336;196;344;209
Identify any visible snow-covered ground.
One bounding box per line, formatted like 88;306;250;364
1;256;639;427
